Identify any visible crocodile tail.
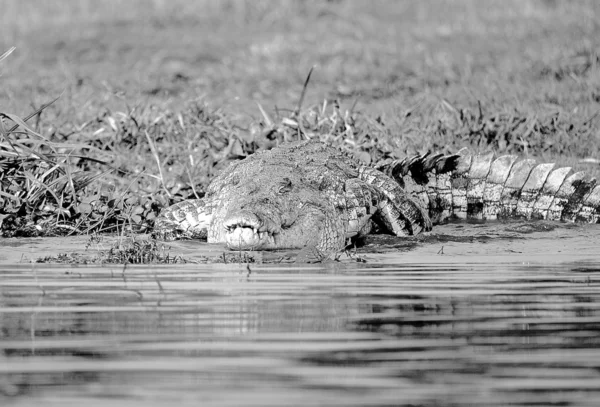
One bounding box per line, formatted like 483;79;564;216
378;150;600;224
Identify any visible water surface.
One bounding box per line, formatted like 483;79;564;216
1;222;600;406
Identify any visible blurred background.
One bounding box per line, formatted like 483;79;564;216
1;0;598;119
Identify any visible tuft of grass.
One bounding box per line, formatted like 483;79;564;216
215;250;258;264
95;235;190;264
36;234;192;264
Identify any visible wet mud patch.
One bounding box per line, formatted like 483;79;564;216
0;221;599;265
0;234;300;265
362;232;498;252
502;220;569;234
351;221;600;265
358;220;558;253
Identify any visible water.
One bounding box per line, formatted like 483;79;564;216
1;222;600;406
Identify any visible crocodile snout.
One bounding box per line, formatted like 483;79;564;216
223;211;279;249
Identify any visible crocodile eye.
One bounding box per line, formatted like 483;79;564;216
278;177;292;194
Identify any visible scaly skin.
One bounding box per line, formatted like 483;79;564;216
154;140;600;261
378;148;600;224
154;139;429;261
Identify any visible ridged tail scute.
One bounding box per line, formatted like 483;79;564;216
377;152;461;226
464;151;495;219
379;149;600;225
553;173;596;222
482;154;518;219
514;162;555;219
579;184;600;223
531;166;571;219
498;159;537;218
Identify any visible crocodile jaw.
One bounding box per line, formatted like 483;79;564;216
222;212;279;250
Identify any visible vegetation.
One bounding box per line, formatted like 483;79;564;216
1;0;599;240
35;234;192;264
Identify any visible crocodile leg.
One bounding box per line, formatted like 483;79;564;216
286;195;366;263
380;153;436;221
154;199;212;240
340;178;378;239
295;207;346;263
358;166;432;236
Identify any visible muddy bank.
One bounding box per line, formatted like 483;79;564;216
1;221;599;265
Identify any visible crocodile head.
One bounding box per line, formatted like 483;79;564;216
213;174;332;251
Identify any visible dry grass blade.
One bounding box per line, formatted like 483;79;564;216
0;117;21;155
292;65;315;118
0;189;19;201
23;169;63;205
0;94;63;163
0;47;15;64
0;112;46;140
5;92;63;136
256;102;274;127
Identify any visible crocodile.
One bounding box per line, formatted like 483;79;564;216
154;139;600;261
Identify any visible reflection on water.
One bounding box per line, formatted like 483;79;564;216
1;261;599;406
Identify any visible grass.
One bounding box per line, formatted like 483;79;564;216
35;234;193;264
1;0;600;241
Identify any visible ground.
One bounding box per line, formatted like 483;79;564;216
1;0;600;255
